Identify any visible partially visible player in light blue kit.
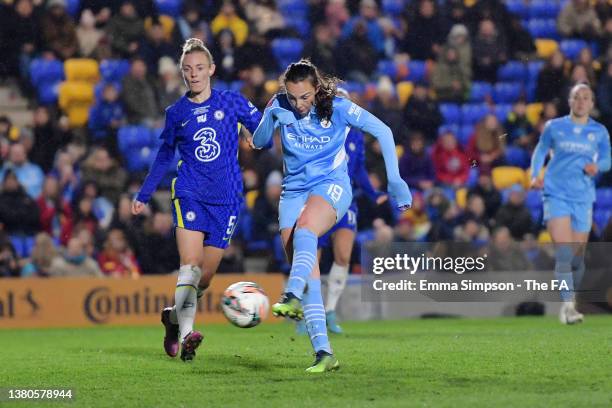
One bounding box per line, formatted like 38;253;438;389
530;83;611;324
251;60;411;372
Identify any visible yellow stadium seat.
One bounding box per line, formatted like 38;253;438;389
145;15;175;41
526;103;543;127
537;230;552;243
264;79;279;94
492;166;526;190
59;81;95;127
535;39;559;59
397;81;414;107
246;190;259;209
456;187;468;209
64;59;100;83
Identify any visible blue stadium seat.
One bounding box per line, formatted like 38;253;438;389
469;81;492;102
467;167;479;188
560;39;589;60
37;81;62;104
506;0;529;19
525;81;537;103
154;0;182;17
505;146;531;169
438;124;459;136
458;124;474;146
382;0;404;16
595;188;612;210
118;126;153;154
493;82;523;103
271;38;304;70
29;59;64;88
125;146;156;173
440;103;461;124
527;61;545;82
593;210;612;232
66;0;80;17
10;235;36;258
527;18;558;39
494;103;513;123
497;61;527;83
529;0;561;19
277;0;308;15
285;16;310;37
407;60;426;82
461;103;490;125
377;59;397;78
99;59;130;82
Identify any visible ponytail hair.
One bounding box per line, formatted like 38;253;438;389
281;59;340;121
180;38;214;67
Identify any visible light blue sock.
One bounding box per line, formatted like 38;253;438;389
554;245;574;302
303;278;332;354
571;254;585;293
285;228;318;299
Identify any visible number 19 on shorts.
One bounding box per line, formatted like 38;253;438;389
327;184;344;204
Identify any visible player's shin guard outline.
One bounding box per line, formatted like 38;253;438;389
285;228;318;299
175;264;202;341
303;278;332;354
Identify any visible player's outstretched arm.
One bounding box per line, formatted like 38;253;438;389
596;127;611;173
134;141;175;207
252;99;295;149
529;121;553;187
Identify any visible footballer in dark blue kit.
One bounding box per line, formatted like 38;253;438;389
132;38;262;362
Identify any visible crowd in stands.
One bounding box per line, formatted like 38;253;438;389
1;0;612;278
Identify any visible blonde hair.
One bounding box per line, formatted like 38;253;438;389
568;82;593;101
180;38;214;67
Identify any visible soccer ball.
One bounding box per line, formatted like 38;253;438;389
221;281;269;328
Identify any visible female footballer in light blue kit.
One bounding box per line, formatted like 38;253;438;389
530;83;611;324
251;60;412;372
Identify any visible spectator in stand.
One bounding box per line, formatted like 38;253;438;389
20;233;57;277
252;170;282;245
431;130;470;187
121;56;159;124
324;0;350;40
454;216;489;245
235;32;275;73
0;0;40;85
504;100;534;149
596;61;612;131
536;51;569;103
109;193;142;254
0;170;40;238
335;19;378;83
576;47;599;87
598;16;612;57
37;175;73;246
445;24;472;80
431;46;470;102
439;0;467;34
403;82;442;142
558;0;603;39
211;0;249;47
80;146;128;204
468;173;502;220
472;18;507;83
76;9;103;58
487;226;531;271
0;241;19;278
30;106;69;172
106;1;145;58
341;0;384;54
156;57;185;112
49;235;103;277
97;228;141;278
425;187;458;241
210;29;239;82
458;193;490;228
0;142;44;199
49;149;80;203
398;192;430;240
466;114;506;175
88;83;125;143
507;16;536;61
73;225;96;258
136;211;179;274
240;64;274;111
72;196;99;237
399;131;435;191
494;184;534;241
302;23;337;76
370;76;405;142
401;0;445;61
41;0;78;60
139;20;176;75
175;3;207;43
244;0;286;39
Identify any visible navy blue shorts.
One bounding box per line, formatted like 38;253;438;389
171;196;240;249
318;203;358;248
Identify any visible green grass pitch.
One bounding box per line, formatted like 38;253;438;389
1;316;611;407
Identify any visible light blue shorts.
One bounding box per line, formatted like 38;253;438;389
543;196;593;233
279;177;353;231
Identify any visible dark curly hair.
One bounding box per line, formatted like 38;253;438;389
281;59;340;121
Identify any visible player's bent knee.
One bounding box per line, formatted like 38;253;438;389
177;264;203;288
